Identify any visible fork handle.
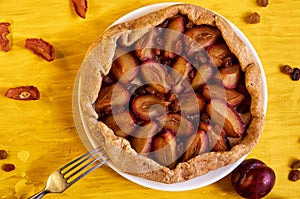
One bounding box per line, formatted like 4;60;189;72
28;190;49;199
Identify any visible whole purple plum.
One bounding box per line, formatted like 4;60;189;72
231;159;276;199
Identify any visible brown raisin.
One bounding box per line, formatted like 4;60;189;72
288;170;300;182
291;160;300;169
2;163;15;172
280;64;294;75
291;68;300;81
248;12;261;24
257;0;269;7
0;150;8;160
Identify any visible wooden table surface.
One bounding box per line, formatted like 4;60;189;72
0;0;299;198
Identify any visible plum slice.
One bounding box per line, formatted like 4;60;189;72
181;129;209;162
111;51;139;84
178;92;206;116
185;25;221;49
163;15;185;59
202;84;245;107
102;111;136;138
170;56;193;93
132;95;169;121
130;122;158;155
219;64;242;89
140;60;170;94
156;113;194;136
135;29;160;61
95;83;130;114
153;130;178;168
206;99;245;138
190;63;214;90
207;43;232;67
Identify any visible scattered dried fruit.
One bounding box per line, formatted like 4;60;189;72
257;0;269;7
2;163;15;172
291;159;300;169
0;22;11;52
280;64;294;75
288;170;300;182
248;12;261;24
25;38;55;62
291;68;300;81
5;86;40;100
0;150;8;160
71;0;88;19
231;159;276;199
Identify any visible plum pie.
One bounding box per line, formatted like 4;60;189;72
79;4;265;183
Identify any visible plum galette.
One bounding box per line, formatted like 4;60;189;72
79;4;265;183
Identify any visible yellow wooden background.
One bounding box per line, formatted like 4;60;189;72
0;0;300;198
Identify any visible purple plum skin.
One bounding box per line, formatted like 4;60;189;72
231;159;276;199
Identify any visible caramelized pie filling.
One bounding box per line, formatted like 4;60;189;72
94;14;252;169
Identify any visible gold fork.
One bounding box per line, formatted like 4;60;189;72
28;147;108;199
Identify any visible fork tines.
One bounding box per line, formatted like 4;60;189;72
60;147;108;185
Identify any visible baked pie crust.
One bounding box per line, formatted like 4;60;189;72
79;4;264;183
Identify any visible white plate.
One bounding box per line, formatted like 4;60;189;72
72;2;268;192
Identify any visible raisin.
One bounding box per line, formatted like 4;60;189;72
288;170;300;182
25;38;55;62
280;65;294;75
5;86;40;100
291;160;300;169
2;163;15;172
71;0;88;19
0;22;10;52
291;68;300;81
257;0;269;7
248;12;260;24
0;150;8;160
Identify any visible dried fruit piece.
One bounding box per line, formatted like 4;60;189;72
25;38;55;62
291;68;300;81
0;22;10;52
291;159;300;169
2;163;15;172
5;86;40;100
280;64;293;75
288;170;300;182
0;150;8;159
257;0;269;7
248;12;260;24
71;0;88;19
